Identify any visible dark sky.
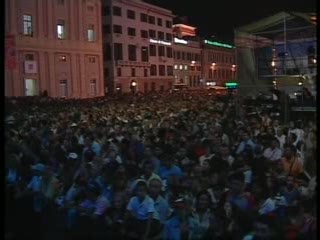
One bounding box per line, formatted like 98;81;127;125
144;0;316;43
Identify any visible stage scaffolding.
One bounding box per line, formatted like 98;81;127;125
234;12;317;96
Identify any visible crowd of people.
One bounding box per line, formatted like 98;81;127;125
5;91;317;240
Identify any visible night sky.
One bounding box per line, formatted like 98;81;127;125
144;0;316;43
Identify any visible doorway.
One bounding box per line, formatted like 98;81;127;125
25;79;38;96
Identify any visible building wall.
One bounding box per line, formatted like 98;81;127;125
173;39;202;88
5;0;104;98
202;44;236;86
102;0;175;93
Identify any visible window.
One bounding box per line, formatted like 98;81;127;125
182;52;185;60
117;68;122;76
187;53;191;61
87;25;95;42
57;0;64;4
166;20;172;28
174;65;178;70
158;31;164;40
140;13;148;22
150;45;156;56
176;51;180;59
57;20;65;39
90;79;96;96
25;54;34;60
148;16;155;24
59;80;68;97
131;68;136;77
144;68;148;77
128;27;136;36
104;68;109;77
102;6;110;16
89;57;95;63
103;25;111;34
141;47;148;62
195;54;200;61
128;45;137;61
87;6;94;12
149;30;156;38
167;66;173;76
157;18;163;26
151;82;156;91
179;65;183;70
158;46;165;57
59;55;67;62
114;43;123;60
166;33;172;41
127;10;135;19
141;30;148;38
159;65;165;76
184;65;188;70
166;47;172;58
113;25;122;34
151;65;157;76
113;6;122;16
104;44;112;60
23;15;33;36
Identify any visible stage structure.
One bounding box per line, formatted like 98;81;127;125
234;12;317;97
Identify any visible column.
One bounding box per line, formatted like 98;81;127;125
48;52;56;97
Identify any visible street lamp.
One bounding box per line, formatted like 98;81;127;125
130;80;137;94
298;81;303;86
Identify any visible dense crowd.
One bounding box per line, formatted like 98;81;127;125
5;92;317;240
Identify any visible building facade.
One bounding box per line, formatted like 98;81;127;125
173;37;202;88
102;0;175;93
202;39;237;87
5;0;104;98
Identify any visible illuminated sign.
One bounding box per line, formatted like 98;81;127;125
149;39;172;46
225;82;238;88
204;40;235;49
174;37;188;44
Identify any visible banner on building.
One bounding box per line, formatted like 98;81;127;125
5;34;17;70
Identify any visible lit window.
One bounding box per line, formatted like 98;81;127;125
88;25;95;42
90;79;97;96
59;56;67;62
179;65;183;70
184;65;188;70
174;64;178;69
59;80;68;97
23;15;33;36
57;20;65;39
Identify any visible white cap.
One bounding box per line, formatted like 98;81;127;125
68;152;78;160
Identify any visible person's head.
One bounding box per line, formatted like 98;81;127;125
113;192;125;209
172;198;189;219
284;145;296;160
273;119;279;127
242;130;250;141
135;181;148;200
286;175;295;190
176;147;187;158
144;146;154;158
229;173;245;195
143;161;154;176
271;138;279;149
220;144;229;157
154;147;163;157
162;154;174;168
196;191;212;211
148;178;162;197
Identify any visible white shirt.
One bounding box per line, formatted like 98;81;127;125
275;135;286;150
263;147;282;162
